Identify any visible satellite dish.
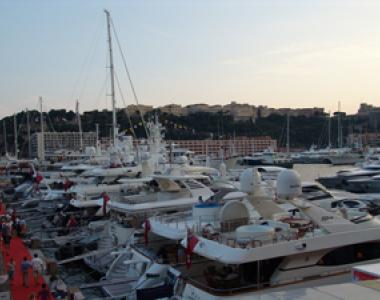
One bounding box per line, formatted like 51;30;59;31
276;169;302;200
239;168;261;194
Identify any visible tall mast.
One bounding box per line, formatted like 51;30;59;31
13;114;18;159
40;97;45;161
27;109;31;158
337;101;342;148
328;111;331;148
95;123;99;152
3;120;7;155
76;100;83;151
286;113;290;155
104;9;117;146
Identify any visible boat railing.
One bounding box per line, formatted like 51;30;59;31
151;213;319;248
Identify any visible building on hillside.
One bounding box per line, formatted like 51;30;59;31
223;101;258;121
358;103;380;128
160;104;185;116
358;103;380;116
347;133;380;147
184;103;211;115
31;132;97;159
125;104;154;116
166;137;276;158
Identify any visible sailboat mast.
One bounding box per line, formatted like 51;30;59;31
328;111;331;148
40;96;45;161
13;114;18;159
95;123;99;152
104;9;117;146
3;120;7;155
286;113;290;155
337;101;342;148
27;109;31;158
76;100;83;151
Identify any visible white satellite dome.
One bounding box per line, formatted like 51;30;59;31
276;169;302;200
239;168;261;194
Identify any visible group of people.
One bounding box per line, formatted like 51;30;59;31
1;208;27;255
7;253;51;299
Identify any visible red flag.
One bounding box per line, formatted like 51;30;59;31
35;172;43;192
185;229;199;269
144;219;151;245
102;193;110;216
35;173;43;184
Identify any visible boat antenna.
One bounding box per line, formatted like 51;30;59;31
104;9;118;146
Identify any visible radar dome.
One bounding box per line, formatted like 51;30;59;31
276;169;302;200
239;168;261;194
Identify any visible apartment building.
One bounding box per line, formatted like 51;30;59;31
167;136;277;157
31;132;97;159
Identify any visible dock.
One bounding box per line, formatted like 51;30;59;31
0;204;54;299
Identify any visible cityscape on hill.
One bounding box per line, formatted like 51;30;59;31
2;101;379;158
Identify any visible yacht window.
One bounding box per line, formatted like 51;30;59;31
301;186;331;201
342;200;361;208
241;257;284;286
198;178;211;186
317;242;380;266
185;180;204;189
174;180;187;189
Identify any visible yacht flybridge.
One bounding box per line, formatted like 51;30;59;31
146;168;380;299
109;171;214;223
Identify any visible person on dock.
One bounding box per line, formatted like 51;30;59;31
37;283;52;300
7;258;15;285
31;253;45;286
28;293;37;300
1;219;11;255
66;214;78;232
21;256;32;287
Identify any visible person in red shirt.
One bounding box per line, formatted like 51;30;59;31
66;215;78;231
63;178;72;192
34;172;43;192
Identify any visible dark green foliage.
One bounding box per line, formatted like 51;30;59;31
0;109;375;157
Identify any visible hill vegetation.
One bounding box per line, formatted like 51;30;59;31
0;108;374;157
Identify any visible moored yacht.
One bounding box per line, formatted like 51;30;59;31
144;168;380;299
108;171;215;225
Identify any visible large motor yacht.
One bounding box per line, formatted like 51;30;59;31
143;168;380;299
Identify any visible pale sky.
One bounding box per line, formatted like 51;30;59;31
1;0;380;117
